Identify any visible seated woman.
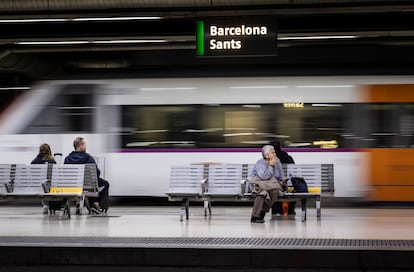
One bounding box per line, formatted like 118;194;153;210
31;143;57;214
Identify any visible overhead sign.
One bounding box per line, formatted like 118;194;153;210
196;16;277;57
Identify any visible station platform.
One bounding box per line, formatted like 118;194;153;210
0;203;414;271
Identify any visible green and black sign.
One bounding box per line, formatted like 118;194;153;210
196;16;277;57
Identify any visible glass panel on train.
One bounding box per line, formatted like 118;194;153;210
120;103;347;149
21;84;96;133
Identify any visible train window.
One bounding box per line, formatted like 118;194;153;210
365;103;414;148
340;103;414;148
122;105;200;148
279;104;344;148
21;84;96;134
120;102;414;149
120;103;347;149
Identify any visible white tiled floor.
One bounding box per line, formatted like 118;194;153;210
0;205;414;240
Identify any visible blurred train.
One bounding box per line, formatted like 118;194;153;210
0;76;413;202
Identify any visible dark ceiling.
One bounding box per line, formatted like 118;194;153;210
1;0;414;88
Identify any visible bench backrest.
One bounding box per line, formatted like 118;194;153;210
0;164;12;194
83;163;99;195
245;163;334;194
12;164;48;194
168;165;205;195
206;164;243;195
286;164;321;193
320;164;335;193
50;164;84;194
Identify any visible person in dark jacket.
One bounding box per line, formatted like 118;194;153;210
272;141;294;164
31;143;56;164
31;143;57;214
270;141;296;215
64;137;110;214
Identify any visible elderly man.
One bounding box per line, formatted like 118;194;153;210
248;145;287;223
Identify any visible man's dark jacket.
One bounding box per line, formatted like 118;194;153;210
64;151;101;177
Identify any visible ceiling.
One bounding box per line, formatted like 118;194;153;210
1;0;414;88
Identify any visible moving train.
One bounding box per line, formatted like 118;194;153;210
0;76;413;202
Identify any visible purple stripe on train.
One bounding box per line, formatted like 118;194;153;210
117;148;355;153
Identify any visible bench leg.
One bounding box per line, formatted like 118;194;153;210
60;199;71;219
204;200;211;217
78;195;85;215
185;199;189;220
316;196;321;219
301;198;307;222
66;201;71;219
180;198;189;221
84;196;92;214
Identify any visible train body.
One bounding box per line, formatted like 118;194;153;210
0;76;413;201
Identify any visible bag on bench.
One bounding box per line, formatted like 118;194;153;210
290;176;308;193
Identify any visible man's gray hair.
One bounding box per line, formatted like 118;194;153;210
261;145;274;159
73;137;84;150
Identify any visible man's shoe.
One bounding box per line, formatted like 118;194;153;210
259;211;266;220
75;204;81;215
91;207;103;215
250;217;265;223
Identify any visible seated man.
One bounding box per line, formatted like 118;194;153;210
248;145;287;223
64;137;110;214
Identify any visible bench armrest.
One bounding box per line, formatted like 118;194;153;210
41;179;51;193
201;179;207;193
241;179;247;194
4;179;13;193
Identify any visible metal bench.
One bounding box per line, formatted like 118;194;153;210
0;163;102;218
203;164;245;217
167;163;334;222
166;164;207;221
3;164;49;196
47;163;101;217
244;163;334;222
44;164;85;218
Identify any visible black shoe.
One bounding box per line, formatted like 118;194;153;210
91;207;103;214
259;211;266;220
75;204;81;215
250;217;265;223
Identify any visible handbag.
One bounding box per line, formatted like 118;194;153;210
290;176;308;193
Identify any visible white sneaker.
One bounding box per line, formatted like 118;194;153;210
42;206;49;214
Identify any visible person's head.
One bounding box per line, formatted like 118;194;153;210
261;145;275;159
39;143;53;159
272;141;282;151
73;137;86;152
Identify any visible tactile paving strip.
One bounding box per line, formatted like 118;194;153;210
1;236;414;250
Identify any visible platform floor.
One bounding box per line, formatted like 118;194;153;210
0;204;413;240
1;204;414;271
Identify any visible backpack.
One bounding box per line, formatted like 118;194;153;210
290;176;308;193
